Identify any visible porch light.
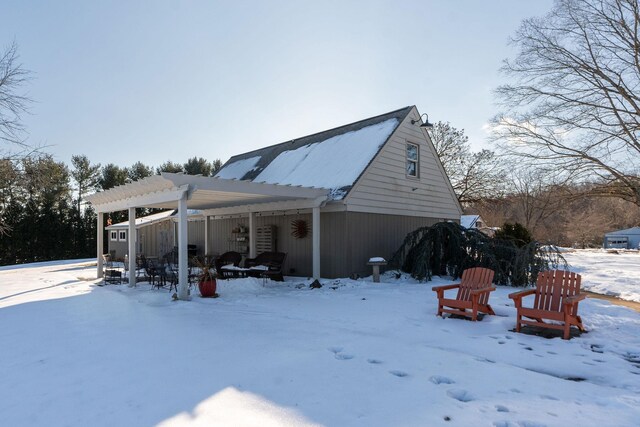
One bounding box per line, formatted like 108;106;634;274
411;113;433;129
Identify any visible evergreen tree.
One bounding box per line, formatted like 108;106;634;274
156;161;183;174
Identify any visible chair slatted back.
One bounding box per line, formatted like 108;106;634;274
534;270;582;315
456;267;495;304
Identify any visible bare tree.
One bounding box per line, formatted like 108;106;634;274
0;41;31;159
492;0;640;206
430;121;505;204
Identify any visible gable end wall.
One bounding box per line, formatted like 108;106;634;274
344;107;462;219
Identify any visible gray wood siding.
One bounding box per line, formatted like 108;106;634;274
188;220;205;255
199;211;439;279
345;107;462;219
344;211;439;278
206;212;348;278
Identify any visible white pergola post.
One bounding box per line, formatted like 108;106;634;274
177;196;189;300
249;212;257;258
97;212;104;278
204;215;210;256
312;206;320;279
128;207;136;287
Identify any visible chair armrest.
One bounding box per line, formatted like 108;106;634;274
564;293;587;305
432;283;461;292
470;286;496;295
508;288;536;301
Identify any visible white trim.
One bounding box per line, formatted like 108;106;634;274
406;142;419;178
118;230;127;241
177;196;189;300
92;185;190;213
110;230;118;241
201;196;328;217
128;207;136;287
97;213;104;279
312;206;320;279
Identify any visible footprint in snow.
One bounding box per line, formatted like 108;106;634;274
498;341;506;344
327;346;343;354
389;370;409;378
335;353;354;360
540;395;559;401
446;389;475;402
495;405;509;413
429;375;455;385
367;358;383;364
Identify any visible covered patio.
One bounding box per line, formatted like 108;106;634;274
86;173;330;300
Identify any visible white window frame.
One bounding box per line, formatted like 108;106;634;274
110;231;118;241
406;142;419;178
118;230;127;241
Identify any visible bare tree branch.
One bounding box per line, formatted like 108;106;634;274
492;0;640;206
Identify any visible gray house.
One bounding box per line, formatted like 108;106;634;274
106;210;205;259
87;106;462;298
603;227;640;249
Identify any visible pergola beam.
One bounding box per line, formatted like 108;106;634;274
92;185;189;213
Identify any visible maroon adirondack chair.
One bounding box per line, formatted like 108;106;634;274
432;267;496;321
509;270;587;340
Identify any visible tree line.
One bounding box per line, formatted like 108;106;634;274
0;155;221;266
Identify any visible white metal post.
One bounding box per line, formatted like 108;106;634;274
204;215;209;256
97;212;104;278
249;212;257;258
177;196;189;300
312;206;320;279
128;207;136;287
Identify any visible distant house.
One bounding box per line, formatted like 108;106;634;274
603;227;640;249
461;214;495;237
87;106;462;297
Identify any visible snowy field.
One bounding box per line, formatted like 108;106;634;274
0;250;639;427
563;249;640;302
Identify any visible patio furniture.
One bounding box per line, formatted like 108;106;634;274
245;252;287;282
145;257;161;289
103;254;123;285
509;270;586;340
215;251;242;278
432;267;496;321
220;265;250;279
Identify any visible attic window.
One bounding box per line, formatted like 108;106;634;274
406;143;419;178
110;231;117;241
118;230;127;241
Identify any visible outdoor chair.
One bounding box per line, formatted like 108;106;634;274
509;270;586;340
245;251;287;282
432;267;496;321
103;254;123;285
145;257;161;289
215;251;243;278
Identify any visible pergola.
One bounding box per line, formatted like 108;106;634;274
86;173;330;300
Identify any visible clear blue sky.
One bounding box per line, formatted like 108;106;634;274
3;0;552;169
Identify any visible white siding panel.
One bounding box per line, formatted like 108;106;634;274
344;107;462;219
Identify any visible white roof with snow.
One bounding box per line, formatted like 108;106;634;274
214;107;412;200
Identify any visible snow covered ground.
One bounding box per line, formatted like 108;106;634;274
564;249;640;302
0;251;639;427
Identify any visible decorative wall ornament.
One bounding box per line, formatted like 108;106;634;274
291;219;310;239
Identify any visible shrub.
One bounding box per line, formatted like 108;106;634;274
494;222;533;248
389;222;565;286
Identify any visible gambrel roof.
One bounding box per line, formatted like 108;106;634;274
215;106;413;200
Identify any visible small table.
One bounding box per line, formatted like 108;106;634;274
220;265;250;279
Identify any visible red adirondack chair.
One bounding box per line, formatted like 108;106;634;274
432;267;496;321
509;270;587;340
